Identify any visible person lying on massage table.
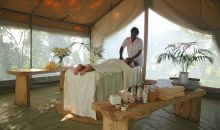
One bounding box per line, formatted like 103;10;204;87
73;58;135;76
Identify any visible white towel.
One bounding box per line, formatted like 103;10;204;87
64;59;143;119
64;70;100;119
91;59;142;89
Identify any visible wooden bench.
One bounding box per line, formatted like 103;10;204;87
7;68;70;107
92;88;206;130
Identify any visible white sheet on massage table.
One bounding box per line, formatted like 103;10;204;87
64;66;143;119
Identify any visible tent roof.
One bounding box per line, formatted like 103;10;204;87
0;0;123;35
0;0;123;26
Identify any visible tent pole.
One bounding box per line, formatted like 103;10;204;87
143;0;149;81
29;14;33;89
29;0;43;68
29;0;42;88
28;5;33;88
89;26;92;64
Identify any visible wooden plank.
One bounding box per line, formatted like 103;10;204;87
93;88;206;130
59;70;66;90
93;89;205;130
174;97;202;122
7;67;71;106
7;68;66;76
190;98;201;121
14;75;30;106
93;89;206;121
103;117;131;130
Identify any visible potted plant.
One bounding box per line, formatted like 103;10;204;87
156;42;214;85
69;42;104;64
52;47;71;67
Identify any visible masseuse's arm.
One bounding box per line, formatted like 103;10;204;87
119;47;124;60
120;38;128;60
130;50;142;60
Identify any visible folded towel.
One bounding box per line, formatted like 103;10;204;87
156;86;185;100
156;86;185;97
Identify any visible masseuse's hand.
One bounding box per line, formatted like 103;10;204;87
126;57;132;62
119;57;124;60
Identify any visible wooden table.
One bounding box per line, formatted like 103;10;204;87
92;88;206;130
7;68;71;106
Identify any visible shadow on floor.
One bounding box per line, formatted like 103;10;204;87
0;84;219;130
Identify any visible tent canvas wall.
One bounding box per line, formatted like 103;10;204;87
0;0;220;86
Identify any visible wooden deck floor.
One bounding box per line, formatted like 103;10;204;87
0;83;219;130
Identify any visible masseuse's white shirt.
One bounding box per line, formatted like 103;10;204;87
121;37;143;66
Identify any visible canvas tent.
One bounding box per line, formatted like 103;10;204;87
0;0;220;79
0;0;124;36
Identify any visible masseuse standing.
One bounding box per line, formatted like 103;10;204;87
119;27;143;66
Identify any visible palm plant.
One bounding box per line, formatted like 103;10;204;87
69;42;104;63
156;42;214;72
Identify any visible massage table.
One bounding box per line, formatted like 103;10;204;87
63;59;143;119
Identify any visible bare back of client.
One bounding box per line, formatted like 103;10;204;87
72;58;135;76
